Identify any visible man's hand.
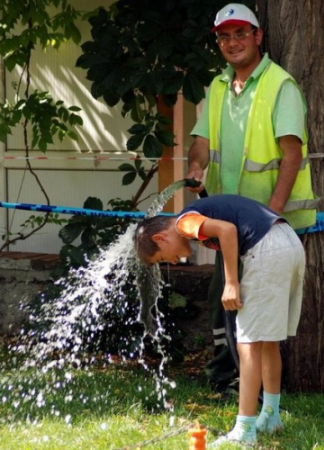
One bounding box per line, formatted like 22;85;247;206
185;171;206;194
222;282;243;311
186;136;210;192
186;161;205;193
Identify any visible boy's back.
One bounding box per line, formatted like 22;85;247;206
177;194;284;255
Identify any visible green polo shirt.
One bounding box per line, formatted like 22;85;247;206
191;53;307;194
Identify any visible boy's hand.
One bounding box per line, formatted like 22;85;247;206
222;282;243;311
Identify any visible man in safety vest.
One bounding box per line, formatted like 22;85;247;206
186;3;317;447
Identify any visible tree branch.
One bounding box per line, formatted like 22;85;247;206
1;24;51;252
130;164;159;209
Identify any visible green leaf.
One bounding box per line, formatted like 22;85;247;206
58;106;69;121
161;71;184;95
183;72;205;104
68;215;90;225
38;139;47;152
134;157;142;171
169;292;187;309
4;53;27;72
184;51;206;71
161;93;178;107
137;21;162;42
59;223;87;244
68;113;83;126
155;113;172;126
31;132;39;149
118;163;136;172
138;168;147;181
81;227;98;247
68;106;82;112
143;135;163;159
127;124;150;135
154;32;174;59
154;129;176;147
58;129;66;141
144;91;157;109
0;124;12;142
126;133;146;151
122;171;137;185
65;22;82;45
83;197;103;211
103;90;120;107
130;101;146;123
59;245;87;267
67;130;78;141
125;94;147;123
195;69;215;87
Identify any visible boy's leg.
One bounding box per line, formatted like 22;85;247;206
237;342;262;416
208;342;261;448
261;341;282;393
256;342;284;432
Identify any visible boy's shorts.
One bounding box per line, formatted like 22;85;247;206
236;222;305;343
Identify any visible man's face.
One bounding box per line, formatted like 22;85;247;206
149;231;192;265
216;23;262;70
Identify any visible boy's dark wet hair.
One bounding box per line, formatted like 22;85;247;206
134;215;174;263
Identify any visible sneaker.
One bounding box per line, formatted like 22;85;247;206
208;434;255;448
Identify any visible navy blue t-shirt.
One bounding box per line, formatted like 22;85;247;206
178;194;285;255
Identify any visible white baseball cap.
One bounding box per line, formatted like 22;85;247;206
212;3;259;32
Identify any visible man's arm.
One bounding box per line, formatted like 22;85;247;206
186;136;210;192
268;134;303;214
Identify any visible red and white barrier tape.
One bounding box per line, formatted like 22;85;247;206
0;153;323;162
0;154;188;162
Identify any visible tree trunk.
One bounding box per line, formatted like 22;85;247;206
256;0;324;392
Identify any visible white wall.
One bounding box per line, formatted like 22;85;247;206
0;1;214;264
0;0;158;254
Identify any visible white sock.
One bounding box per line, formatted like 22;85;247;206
256;391;283;433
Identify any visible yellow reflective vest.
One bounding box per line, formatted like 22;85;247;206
206;62;318;230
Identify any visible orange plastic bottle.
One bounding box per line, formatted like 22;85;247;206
188;422;207;450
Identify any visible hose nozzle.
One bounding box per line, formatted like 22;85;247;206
182;178;202;189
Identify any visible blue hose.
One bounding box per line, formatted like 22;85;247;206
0;201;175;219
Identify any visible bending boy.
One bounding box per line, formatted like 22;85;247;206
134;194;305;448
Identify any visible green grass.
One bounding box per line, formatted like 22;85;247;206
0;356;323;450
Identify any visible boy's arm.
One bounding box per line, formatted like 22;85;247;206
200;218;243;311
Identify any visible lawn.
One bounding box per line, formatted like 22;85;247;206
0;350;323;450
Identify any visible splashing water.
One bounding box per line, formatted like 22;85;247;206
146;179;186;218
18;224;139;362
1;179;188;422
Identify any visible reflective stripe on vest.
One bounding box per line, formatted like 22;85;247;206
209;152;310;172
209;150;221;164
283;198;319;213
244;156;309;172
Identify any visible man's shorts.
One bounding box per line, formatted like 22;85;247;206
236;222;305;343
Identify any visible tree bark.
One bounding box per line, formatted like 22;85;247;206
256;0;324;392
